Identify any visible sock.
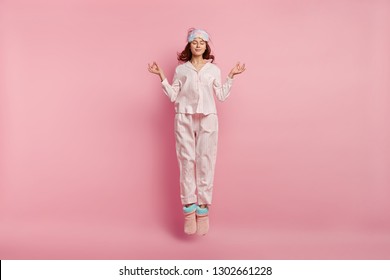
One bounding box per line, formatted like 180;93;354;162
183;204;197;235
196;206;209;235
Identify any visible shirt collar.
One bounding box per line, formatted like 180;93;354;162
185;61;211;72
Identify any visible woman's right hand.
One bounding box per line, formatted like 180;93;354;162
148;61;166;81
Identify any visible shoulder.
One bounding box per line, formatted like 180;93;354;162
175;63;185;71
175;62;189;73
172;64;185;76
206;62;221;74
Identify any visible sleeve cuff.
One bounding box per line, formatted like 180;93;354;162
161;78;168;86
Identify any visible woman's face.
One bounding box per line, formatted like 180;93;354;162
190;38;206;57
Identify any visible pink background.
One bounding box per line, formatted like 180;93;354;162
1;0;390;259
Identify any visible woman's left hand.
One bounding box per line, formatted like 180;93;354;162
228;62;246;79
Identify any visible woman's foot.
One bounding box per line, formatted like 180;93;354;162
183;204;197;235
196;205;209;235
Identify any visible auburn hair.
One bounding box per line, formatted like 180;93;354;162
177;42;215;63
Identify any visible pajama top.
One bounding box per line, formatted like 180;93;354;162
161;61;233;114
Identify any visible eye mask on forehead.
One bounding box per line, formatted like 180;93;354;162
187;29;209;43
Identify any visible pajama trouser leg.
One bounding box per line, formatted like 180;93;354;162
174;113;218;206
175;114;197;205
195;114;218;205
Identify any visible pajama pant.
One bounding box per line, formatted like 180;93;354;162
174;113;218;205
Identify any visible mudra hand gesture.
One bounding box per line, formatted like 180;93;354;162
148;61;166;81
228;62;246;79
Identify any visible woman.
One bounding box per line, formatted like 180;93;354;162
148;28;245;235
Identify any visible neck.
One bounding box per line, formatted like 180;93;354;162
190;55;205;64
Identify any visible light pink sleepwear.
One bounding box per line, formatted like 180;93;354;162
161;61;233;205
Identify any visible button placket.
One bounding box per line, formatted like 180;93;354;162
197;71;203;112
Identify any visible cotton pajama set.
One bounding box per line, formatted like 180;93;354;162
161;61;233;206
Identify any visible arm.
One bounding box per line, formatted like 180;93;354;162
213;62;246;101
161;69;181;102
148;61;180;102
213;68;234;102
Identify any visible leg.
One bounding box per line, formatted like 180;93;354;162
175;114;197;205
195;113;218;206
175;114;199;234
194;114;218;235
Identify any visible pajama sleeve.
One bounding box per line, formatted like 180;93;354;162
213;68;233;102
161;68;181;102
